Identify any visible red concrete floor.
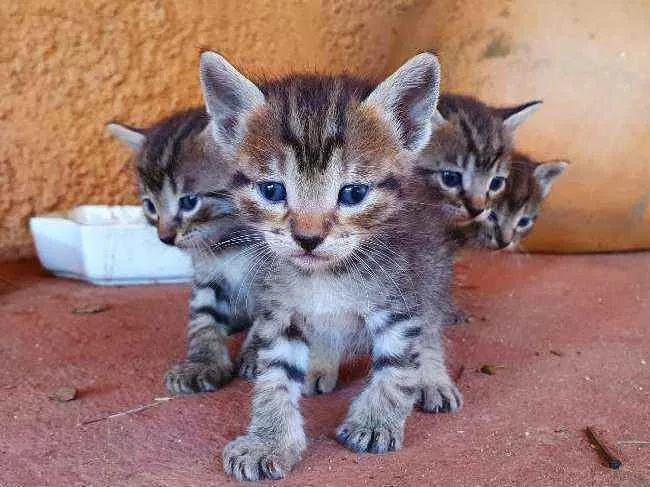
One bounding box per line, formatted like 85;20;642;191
1;253;649;486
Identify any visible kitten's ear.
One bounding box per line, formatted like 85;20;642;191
499;100;543;131
107;123;146;152
199;51;265;145
534;160;568;197
363;53;441;152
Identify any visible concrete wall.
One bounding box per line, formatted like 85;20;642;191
2;0;649;260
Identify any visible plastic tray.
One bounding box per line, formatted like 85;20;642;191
29;205;193;286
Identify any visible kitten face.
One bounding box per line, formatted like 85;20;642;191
108;109;237;250
480;155;567;250
235;89;404;270
199;52;441;271
417;94;542;221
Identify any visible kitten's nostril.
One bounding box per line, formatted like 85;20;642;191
159;233;176;246
293;234;324;252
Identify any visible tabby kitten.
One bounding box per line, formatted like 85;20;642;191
416;94;542;221
454;153;568;250
199;51;459;481
108;110;261;394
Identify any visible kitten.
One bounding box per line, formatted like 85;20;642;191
199;51;459;481
453;152;568;250
416;94;542;221
108;109;262;394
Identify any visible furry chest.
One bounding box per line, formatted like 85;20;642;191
289;274;371;319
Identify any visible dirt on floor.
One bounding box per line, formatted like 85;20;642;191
1;253;649;486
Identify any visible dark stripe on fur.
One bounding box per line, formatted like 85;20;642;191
372;352;420;371
374;311;416;337
283;320;309;345
458;115;478;155
402;326;422;338
267;360;306;383
247;333;274;353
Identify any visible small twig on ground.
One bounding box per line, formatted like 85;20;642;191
72;303;110;315
585;426;622;470
80;397;174;425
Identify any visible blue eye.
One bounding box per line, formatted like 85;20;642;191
143;198;156;216
338;184;369;206
518;216;532;227
179;194;200;212
489;176;505;192
488;211;499;223
441;170;462;188
258;181;286;203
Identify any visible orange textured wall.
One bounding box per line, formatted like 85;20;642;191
1;0;649;260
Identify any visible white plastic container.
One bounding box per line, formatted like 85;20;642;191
29;205;193;286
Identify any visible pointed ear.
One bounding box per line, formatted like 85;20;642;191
499;100;543;132
534;160;568;198
199;51;265;145
363;53;441;152
107;123;146;152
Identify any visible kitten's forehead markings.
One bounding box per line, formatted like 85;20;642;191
458;113;480;155
462;155;476;192
160;178;179;215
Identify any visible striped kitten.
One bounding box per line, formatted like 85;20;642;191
108;110;262;394
454;153;568;250
199;51;459;481
417;94;542;221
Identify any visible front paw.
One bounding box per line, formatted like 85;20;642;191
236;347;258;381
301;368;338;396
336;421;403;454
418;377;462;413
164;359;232;395
223;434;300;482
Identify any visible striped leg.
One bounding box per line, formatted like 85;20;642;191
223;313;309;481
336;311;422;454
235;325;265;381
165;281;234;394
418;317;462;413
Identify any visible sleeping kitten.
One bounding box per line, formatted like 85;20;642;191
453;152;568;250
416;94;542;221
108;109;262;394
199;51;459;481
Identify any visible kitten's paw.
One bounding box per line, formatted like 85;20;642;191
301;368;338;396
418;378;462;413
236;348;258;381
164;360;232;395
336;421;403;454
223;435;299;482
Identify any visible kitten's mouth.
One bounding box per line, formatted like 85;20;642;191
289;251;331;267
